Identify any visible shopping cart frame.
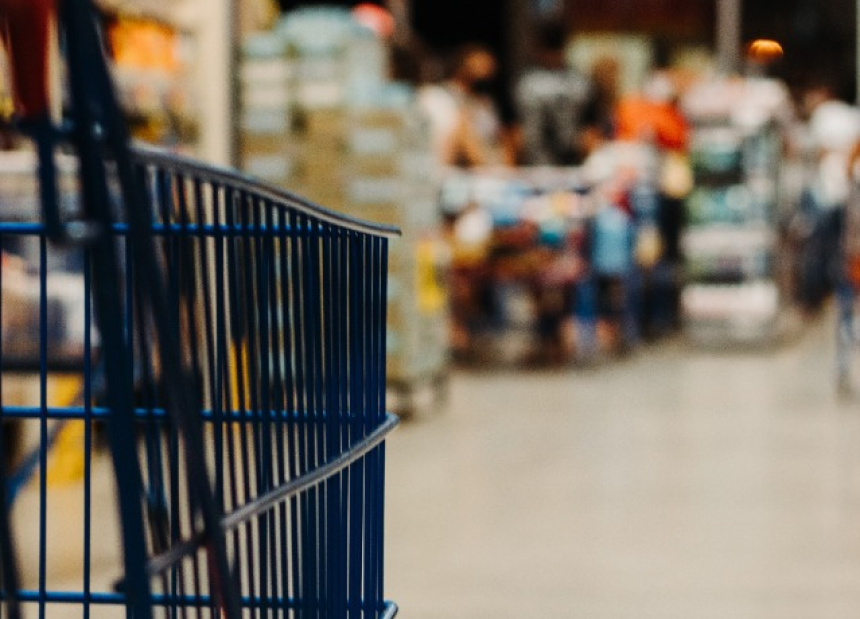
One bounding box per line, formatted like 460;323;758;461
0;0;401;617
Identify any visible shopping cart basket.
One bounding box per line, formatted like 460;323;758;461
0;1;399;618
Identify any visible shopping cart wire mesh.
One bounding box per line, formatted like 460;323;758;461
0;0;400;617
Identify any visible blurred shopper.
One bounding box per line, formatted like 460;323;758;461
835;114;860;391
615;72;689;152
514;22;595;166
417;45;515;359
510;23;596;362
581;55;621;153
800;84;860;309
417;44;513;168
616;70;691;336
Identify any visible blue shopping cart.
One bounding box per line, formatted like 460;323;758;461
0;1;398;618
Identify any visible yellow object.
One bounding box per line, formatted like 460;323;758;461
46;375;85;486
416;239;446;315
746;39;784;63
230;341;252;412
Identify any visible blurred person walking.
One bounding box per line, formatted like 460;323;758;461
417;44;515;168
514;22;596;166
581;54;621;153
800;85;860;308
615;69;691;336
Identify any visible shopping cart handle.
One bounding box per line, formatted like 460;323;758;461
0;0;53;120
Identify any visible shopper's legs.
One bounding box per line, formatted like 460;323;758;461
574;274;598;361
621;268;642;349
836;279;854;393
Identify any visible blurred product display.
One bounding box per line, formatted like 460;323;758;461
0;152;89;369
439;145;680;366
100;0;200;150
0;1;849;412
3;2;860;616
240;7;449;414
681;76;792;345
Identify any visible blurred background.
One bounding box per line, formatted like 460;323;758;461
5;0;860;617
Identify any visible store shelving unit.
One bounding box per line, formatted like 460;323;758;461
96;0;202;151
681;77;788;345
239;9;450;416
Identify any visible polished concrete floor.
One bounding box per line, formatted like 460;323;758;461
385;313;860;618
7;311;860;618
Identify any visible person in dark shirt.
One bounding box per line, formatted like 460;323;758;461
514;23;596;166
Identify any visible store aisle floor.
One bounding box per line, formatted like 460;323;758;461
385;313;860;618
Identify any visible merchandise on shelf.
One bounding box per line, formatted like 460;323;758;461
103;3;199;149
680;76;791;344
439;138;689;366
0;152;89;366
240;31;294;186
240;8;449;405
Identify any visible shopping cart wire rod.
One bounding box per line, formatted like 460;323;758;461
60;1;155;617
0;405;350;423
131;145;400;239
87;5;243;612
82;246;93;619
7;589;311;609
0;426;22;619
37;232;48;619
143;413;399;578
0;221;359;239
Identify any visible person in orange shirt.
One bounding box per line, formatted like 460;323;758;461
615;71;689;152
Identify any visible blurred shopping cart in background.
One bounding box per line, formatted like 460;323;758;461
0;0;398;618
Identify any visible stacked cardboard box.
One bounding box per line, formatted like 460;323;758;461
344;100;448;385
240;8;449;395
289;94;448;385
239;32;295;186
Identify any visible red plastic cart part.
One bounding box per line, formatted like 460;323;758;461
0;0;53;120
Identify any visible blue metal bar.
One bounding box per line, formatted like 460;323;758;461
132;413;398;581
245;191;272;616
337;228;352;619
1;406;354;424
157;169;183;619
8;593;396;618
368;236;382;615
174;170;211;619
0;221;353;239
37;232;48;619
305;215;326;618
214;184;245;616
267;203;289;618
297;210;316;618
362;234;376;618
245;195;264;618
255;196;278;617
261;198;285;618
130;144;399;239
194;185;225;618
32;118;63;242
60;2;155;616
347;231;364;619
374;237;384;614
5;591;393;614
323;221;344;619
378;239;391;619
225;187;256;607
83;246;92;619
9;589;303;608
279;207;300;616
289;210;310;618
